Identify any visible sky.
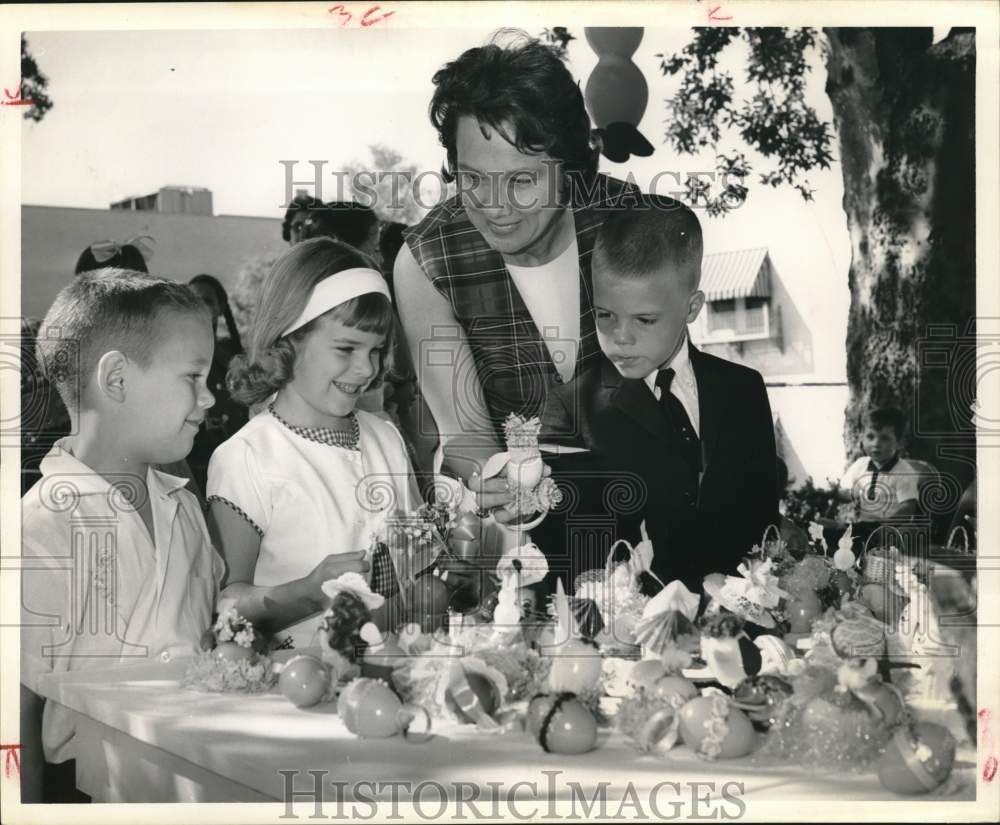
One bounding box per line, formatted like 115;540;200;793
20;25;851;377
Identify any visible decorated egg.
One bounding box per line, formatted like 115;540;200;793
279;655;330;708
678;695;755;759
733;675;794;731
530;694;598;754
404;575;450;631
860;582;910;627
878;723;956;794
337;678;403;738
627;659;668;692
831;617;886;659
446;670;502;724
801;689;882;742
213;641;254;663
653;675;699;705
785;590;823;634
548;638;603;694
509;455;543;489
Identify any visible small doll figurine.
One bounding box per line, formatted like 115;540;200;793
320;573;386;682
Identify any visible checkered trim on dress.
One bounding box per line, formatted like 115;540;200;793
268;404;360;450
207;495;264;537
402;174;639;434
370;541;399;598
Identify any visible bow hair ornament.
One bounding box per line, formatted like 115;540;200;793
89;234;156;264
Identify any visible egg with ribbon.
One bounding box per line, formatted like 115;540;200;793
279;655;330;708
529;693;599;754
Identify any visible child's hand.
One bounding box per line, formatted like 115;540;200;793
467;464;552;524
306;551;371;595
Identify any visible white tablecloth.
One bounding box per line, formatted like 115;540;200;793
36;658;977;807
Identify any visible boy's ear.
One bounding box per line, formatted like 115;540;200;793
686;290;705;324
95;351;128;403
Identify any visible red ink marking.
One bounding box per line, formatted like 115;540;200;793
0;744;21;778
708;5;733;22
1;84;35;106
360;5;394;27
980;708;997;783
328;4;352;25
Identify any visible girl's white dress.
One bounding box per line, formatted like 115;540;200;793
207;408;418;648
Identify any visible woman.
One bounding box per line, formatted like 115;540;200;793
394;32;637;516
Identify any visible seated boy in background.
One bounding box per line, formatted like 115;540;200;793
542;196;779;591
20;269;222;802
837;405;920;522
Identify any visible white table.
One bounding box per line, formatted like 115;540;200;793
37;659;977;806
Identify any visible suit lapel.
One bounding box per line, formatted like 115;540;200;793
605;358;673;444
689;343;719;473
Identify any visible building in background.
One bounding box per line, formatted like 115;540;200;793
110;185;214;216
691;247;849;488
21;194;283;322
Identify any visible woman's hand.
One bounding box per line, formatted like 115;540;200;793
466;464;553;525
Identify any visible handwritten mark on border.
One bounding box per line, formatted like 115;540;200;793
328;4;395;28
0;744;21;778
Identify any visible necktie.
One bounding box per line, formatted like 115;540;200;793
656;368;701;472
866;455;899;501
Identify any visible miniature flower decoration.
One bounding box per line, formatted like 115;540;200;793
212;598;256;648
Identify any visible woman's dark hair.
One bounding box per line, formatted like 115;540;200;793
378;222;408;291
189;273;243;353
281;194;324;243
74;243;149;275
314;201;380;250
429;30;600;202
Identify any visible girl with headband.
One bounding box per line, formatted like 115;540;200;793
207;237;420;649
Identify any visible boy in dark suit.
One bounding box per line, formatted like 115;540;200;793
542;197;779;591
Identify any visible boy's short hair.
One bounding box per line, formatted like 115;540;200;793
593;196;704;290
36;268;209;415
866;406;907;439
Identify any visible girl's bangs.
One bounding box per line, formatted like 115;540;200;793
330;293;394;336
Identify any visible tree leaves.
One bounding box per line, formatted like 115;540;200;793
20;35;53;123
658;27;834;215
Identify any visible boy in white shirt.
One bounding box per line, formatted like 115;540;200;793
838;406;920;521
20;269;222;802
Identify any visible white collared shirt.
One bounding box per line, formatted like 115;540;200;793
643;341;700;437
20;440;222;763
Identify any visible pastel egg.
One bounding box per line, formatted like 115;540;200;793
678;696;756;758
785;590;823;634
213;641;254;663
535;695;598;755
279;655;330;708
878;723;956;794
446;671;502;723
337;678;402;738
653;675;699;705
548;639;603;694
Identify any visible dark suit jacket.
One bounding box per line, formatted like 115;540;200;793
540;344;779;591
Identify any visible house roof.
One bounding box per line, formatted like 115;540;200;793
701;247;770;301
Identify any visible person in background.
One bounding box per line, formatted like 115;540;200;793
186;274;250;494
21;269;221;803
282;194;325;246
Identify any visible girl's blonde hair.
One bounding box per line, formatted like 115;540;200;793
228;237;395;406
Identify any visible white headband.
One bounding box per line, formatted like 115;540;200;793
282;268;391;337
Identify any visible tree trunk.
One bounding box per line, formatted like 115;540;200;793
824;27;976;518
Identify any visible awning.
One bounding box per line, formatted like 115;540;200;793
700;247;770;302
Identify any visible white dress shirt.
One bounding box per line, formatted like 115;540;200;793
643;340;700;437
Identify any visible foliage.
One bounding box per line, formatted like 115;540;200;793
657;28;834;215
781;477;841;526
230;251;281;343
342;144;431;226
20;35;53;122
